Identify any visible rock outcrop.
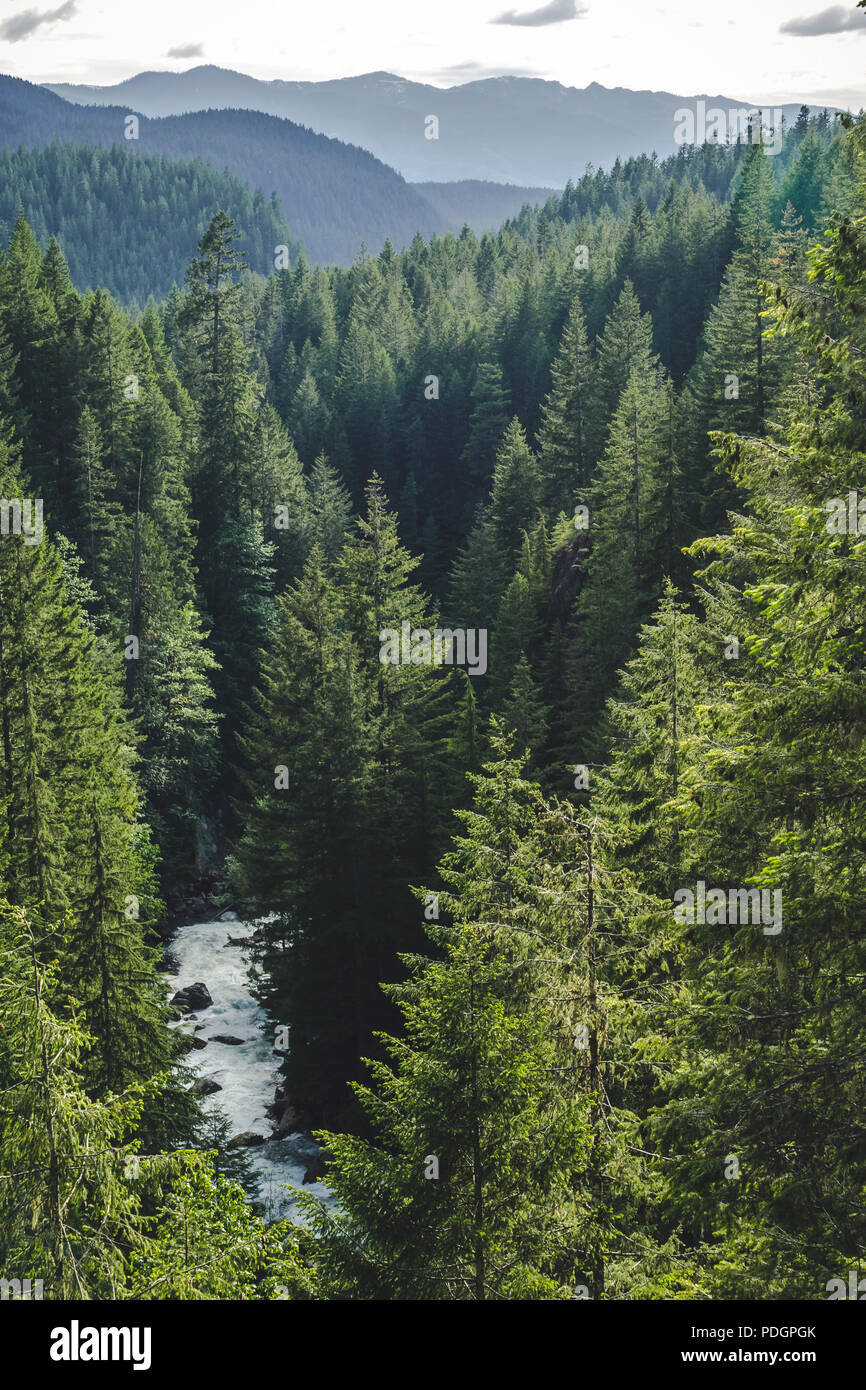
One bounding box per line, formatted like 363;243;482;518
171;981;213;1012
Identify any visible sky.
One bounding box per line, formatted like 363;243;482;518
0;0;864;107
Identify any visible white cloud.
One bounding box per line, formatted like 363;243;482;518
0;0;76;44
491;0;586;27
780;5;866;36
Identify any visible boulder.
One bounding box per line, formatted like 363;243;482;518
302;1151;330;1184
226;1131;267;1149
210;1034;245;1046
271;1100;304;1139
191;1076;222;1096
171;982;213;1012
191;1037;208;1050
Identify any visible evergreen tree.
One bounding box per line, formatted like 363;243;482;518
571;368;674;749
0;902;146;1299
460;360;510;499
488;417;541;558
536;291;597;512
308;733;599;1300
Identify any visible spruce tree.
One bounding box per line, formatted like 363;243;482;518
536;291;597;513
308;733;599;1300
0;902;146;1299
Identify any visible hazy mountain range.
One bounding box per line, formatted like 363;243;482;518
0;74;557;264
44;65;838;186
0;68;843;267
0;74;555;263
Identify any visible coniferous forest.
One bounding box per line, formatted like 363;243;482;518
2;4;866;1329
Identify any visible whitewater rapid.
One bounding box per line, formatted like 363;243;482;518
167;915;334;1223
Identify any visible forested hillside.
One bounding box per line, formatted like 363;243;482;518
0;142;299;303
0;73;443;264
1;106;865;1301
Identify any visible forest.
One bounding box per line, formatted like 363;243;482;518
0;101;865;1302
0;142;300;304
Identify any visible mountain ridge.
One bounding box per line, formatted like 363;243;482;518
0;73;443;264
43;65;842;184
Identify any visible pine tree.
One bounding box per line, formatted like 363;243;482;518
650;123;866;1295
126;1155;317;1301
460;360;510;497
0;448;178;1101
0;216;61;503
536;291;597;513
308;733;598;1300
232;481;456;1122
593;279;657;450
177;213;273;758
500;653;550;772
683;145;792;529
488;417;541;558
447;506;510;633
0;902;146;1299
571;368;674;750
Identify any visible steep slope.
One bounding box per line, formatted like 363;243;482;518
0;142;301;302
0;73;443;264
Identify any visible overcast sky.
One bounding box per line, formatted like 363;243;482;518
1;0;864;106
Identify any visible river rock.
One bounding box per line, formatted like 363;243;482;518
210;1034;245;1045
271;1100;305;1139
302;1151;330;1184
223;935;247;947
191;1037;208;1050
227;1131;267;1149
191;1076;222;1096
171;982;213;1012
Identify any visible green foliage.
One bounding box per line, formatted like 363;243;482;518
0;142;298;304
0;106;861;1302
308;732;602;1299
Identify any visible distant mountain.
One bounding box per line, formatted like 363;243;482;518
44;65;839;186
0;74;444;264
412;180;558;234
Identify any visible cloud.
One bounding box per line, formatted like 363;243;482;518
780;5;866;36
0;0;76;43
166;42;205;58
417;60;544;82
491;0;586;27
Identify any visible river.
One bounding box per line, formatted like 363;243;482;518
167;914;335;1223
